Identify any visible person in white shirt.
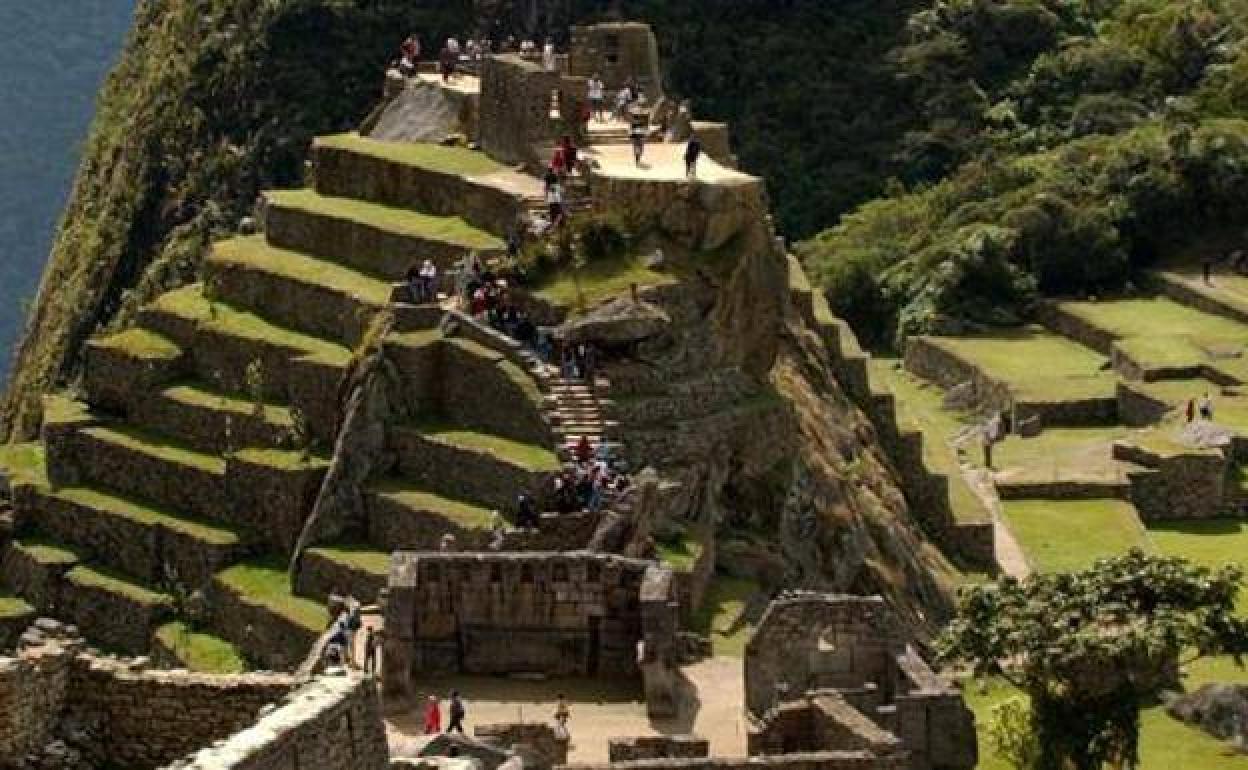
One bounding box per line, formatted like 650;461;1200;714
447;37;460;55
419;259;438;302
588;74;605;122
542;39;557;72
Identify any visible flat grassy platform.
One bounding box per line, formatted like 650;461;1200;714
12;537;80;567
91;328;182;360
1001;499;1150;573
0;442;46;485
532;254;677;311
212;235;393;304
689;574;759;657
1131;377;1248;435
266;189;504;251
368;480;496;530
47;484;242;546
987;426;1130;481
309;545;390;577
83;424;227;475
418;421;560;473
215;558;328;632
933;328;1116;402
868;359;989;524
316;133;505;177
1060;296;1248;342
154;621;247;674
66;564;171;606
0;595;35;619
150;284;352;366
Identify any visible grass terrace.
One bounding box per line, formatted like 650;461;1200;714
232;447;330;472
216;558;329;633
0;442;46;484
986;426;1130;480
1160;264;1248;318
1001;499;1151;573
533;254;677;311
48;485;243;546
0;595;35;619
867;359;989;524
13;537;80;567
309;545;390;577
154;621;247;674
92;328;181;360
266;189;504;251
1059;296;1248;343
655;531;704;572
931;327;1116;403
690;574;760;657
84;424;227;475
212;235;393;304
315;133;505;177
66;564;171;606
418;421;560;473
369;481;496;530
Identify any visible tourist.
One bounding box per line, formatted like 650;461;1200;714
507;226;524;262
424;695;442;734
448;37;461;55
551;143;569;180
405;264;423;304
543;39;558;72
345;600;362;668
363;627;379;676
554;693;571;727
544;164;559;195
562;135;579;173
588;471;605;513
575;435;593;464
1204;258;1214;285
630;114;647;167
1199;392;1214;420
615;86;633;121
440;43;456;83
1186;398;1196;423
447;690;467;733
685;135;703;178
440;533;457;552
561;345;579;379
420;259;439;303
517;492;538;530
326;620;348;668
588;74;606;122
546;181;565;228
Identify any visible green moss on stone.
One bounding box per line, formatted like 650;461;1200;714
0;596;35;619
0;442;47;485
656;533;703;571
533;254;677;310
14;537;80;566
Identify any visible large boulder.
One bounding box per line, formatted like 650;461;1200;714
368;79;473;143
1166;683;1248;752
556;297;671;345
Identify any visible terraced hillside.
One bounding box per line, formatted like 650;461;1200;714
0;137;573;672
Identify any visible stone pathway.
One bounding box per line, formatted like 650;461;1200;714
965;467;1030;578
583;142;752;184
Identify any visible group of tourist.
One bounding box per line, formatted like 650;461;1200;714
324;597;381;676
552;440;630;516
1184;392;1216;422
393;32;562;82
422;691;468;733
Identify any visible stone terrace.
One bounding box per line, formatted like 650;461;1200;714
0;137;579;671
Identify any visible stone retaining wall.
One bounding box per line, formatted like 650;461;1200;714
558;753;907;770
0;543;75;614
608;735;709;762
58;569;173;656
172;675;388;770
1116;382;1173;426
476;722;570;768
440;338;550;447
131;391;291;456
225;455;327;553
295;550;388;606
994;479;1129;501
208;579;322;673
588;173;764;253
1156;273;1248;326
0;630;76;759
1034;302;1116;355
84;341;186;414
313;142;524;237
390;427;552;510
1114;441;1229;520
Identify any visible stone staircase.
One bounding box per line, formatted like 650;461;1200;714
0;135;582;671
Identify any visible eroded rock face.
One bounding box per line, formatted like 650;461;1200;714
556;297;671;345
1167;683;1248;753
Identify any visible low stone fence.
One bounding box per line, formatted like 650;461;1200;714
1116;382;1173;427
609;735;710;762
170;675;388;770
476;722;570;768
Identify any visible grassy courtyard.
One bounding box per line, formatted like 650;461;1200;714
1001;499;1151;573
931;327;1116;402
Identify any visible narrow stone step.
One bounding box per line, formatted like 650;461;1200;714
204;235;390;346
131;382;296;454
15;482;250;590
264;189;505;279
60;423;230;523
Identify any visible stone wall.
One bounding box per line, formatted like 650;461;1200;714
588;173;765;254
1114;440;1230;520
384;552;676;697
170;674;388;770
83;339;187;414
475;722;570;768
558;753;907;770
0;627;76;759
567;23;663;96
608;735;710;762
208;578;323;672
439;337;551;447
746;695;902;759
1116;381;1173;427
312;140;525;237
295;548;388;606
479;55;563;167
390;426;552;510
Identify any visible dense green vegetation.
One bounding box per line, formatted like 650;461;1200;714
802;0;1248;348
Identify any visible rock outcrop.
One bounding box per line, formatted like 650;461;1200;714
1167;683;1248;753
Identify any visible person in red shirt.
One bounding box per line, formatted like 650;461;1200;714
574;435;593;464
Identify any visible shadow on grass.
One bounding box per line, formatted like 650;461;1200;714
1148;518;1248;537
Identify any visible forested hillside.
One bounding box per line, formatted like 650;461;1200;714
802;0;1248;348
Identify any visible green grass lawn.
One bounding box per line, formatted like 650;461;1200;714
0;442;46;485
213;235;393;304
92;328;182;360
1001;499;1151;573
266;189;504;251
532;254;677;311
310;545;391;576
417;422;560;472
1060;296;1248;343
155;621;247;674
84;424;227;475
315;133;505;177
66;565;172;606
987;426;1130;480
690;574;760;657
868;358;990;524
932;328;1116;402
216;558;329;632
368;480;496;529
0;595;34;619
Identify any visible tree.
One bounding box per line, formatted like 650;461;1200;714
938;549;1248;770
